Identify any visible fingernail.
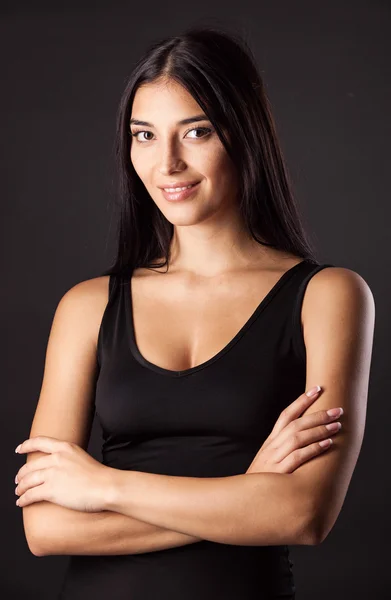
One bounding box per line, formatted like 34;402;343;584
15;444;21;453
327;407;343;417
306;385;321;397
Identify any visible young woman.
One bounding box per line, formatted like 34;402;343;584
15;26;375;599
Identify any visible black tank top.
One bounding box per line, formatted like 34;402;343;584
58;258;335;600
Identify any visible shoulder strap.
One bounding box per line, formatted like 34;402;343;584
108;273;116;297
96;274;120;372
291;263;336;362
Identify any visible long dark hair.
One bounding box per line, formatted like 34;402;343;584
100;26;319;278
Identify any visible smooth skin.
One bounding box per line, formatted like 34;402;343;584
15;77;375;555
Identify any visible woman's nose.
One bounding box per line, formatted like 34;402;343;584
158;153;186;174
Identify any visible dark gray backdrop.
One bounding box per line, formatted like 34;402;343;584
2;0;389;598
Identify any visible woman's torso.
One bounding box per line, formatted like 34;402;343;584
58;255;335;599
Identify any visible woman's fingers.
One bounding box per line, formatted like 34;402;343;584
272;420;342;464
262;387;323;449
266;399;344;453
247;386;345;475
276;437;334;473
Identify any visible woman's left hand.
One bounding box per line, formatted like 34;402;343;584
14;436;113;512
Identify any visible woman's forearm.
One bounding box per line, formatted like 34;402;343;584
30;502;202;556
105;470;312;546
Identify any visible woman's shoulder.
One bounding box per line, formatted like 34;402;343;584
64;274;111;306
58;275;112;344
301;265;375;329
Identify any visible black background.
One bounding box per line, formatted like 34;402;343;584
2;0;389;597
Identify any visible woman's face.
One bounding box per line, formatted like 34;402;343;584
129;78;239;226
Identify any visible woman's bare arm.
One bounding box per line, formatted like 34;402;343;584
22;278;204;557
31;501;202;556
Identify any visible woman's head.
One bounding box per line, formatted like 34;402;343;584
102;26;318;277
129;77;240;231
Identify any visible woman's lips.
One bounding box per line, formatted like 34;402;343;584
160;181;201;202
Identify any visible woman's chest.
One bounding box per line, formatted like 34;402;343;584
129;263;303;373
96;317;305;443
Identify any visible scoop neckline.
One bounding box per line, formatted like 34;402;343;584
124;259;310;378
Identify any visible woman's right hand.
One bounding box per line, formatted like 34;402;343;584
246;386;343;475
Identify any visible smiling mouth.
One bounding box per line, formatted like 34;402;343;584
160;181;201;201
161;182;200;192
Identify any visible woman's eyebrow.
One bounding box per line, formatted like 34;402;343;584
129;114;209;127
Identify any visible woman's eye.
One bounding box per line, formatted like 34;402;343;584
186;127;212;139
130;127;212;143
131;130;154;142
